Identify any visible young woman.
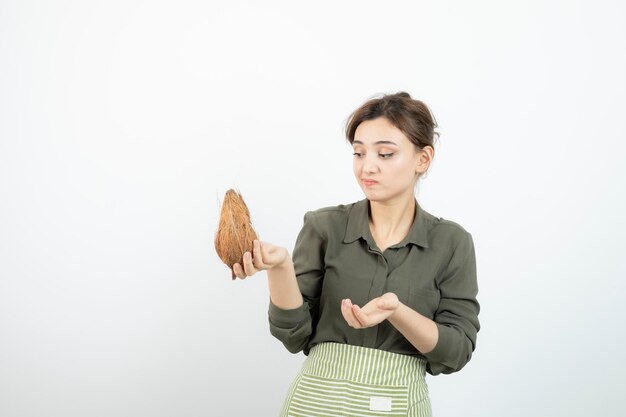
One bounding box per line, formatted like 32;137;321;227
232;92;480;417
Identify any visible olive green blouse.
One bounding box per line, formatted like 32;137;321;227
267;197;480;376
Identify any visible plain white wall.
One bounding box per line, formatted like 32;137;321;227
1;0;625;416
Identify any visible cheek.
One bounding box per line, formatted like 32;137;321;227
391;160;415;180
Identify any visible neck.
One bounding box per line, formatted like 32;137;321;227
368;195;416;239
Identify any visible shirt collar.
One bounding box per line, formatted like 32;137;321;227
343;197;430;249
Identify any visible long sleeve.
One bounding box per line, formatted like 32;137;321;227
268;211;326;354
422;232;480;375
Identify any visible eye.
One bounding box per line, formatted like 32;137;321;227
352;152;394;159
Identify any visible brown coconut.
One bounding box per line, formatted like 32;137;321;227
214;188;259;280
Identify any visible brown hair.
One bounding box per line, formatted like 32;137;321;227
344;91;439;151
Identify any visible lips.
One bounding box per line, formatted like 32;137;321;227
362;179;378;185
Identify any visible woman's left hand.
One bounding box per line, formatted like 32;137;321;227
341;292;400;329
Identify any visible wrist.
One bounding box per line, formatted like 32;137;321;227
272;251;293;271
276;257;293;270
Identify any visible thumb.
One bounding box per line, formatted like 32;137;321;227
378;300;388;309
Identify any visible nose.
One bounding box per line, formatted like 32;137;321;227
362;154;379;174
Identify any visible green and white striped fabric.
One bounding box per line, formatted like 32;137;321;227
279;342;432;417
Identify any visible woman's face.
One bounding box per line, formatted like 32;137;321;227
352;117;428;203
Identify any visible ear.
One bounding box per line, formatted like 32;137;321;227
415;146;434;175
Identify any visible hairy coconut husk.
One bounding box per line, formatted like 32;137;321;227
214;189;259;280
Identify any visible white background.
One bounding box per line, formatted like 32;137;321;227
1;1;625;416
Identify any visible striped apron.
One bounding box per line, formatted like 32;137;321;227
279;342;432;417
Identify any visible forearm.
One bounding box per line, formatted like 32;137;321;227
267;257;304;310
387;301;439;354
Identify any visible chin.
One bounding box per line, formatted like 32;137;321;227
364;187;410;203
362;189;386;201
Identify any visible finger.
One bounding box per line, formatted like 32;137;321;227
232;263;246;279
352;304;368;327
236;262;248;279
252;240;267;270
242;251;257;276
380;292;399;310
377;299;395;310
342;299;361;328
345;305;362;329
340;300;353;327
340;299;353;327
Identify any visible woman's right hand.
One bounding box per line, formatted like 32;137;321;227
232;239;290;279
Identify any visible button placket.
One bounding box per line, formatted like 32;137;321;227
363;253;388;346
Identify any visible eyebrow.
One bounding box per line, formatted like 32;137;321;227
352;140;398;146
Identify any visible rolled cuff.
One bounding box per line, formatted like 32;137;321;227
422;321;476;376
268;297;310;328
421;322;454;365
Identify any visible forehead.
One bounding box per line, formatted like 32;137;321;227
353;118;409;147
